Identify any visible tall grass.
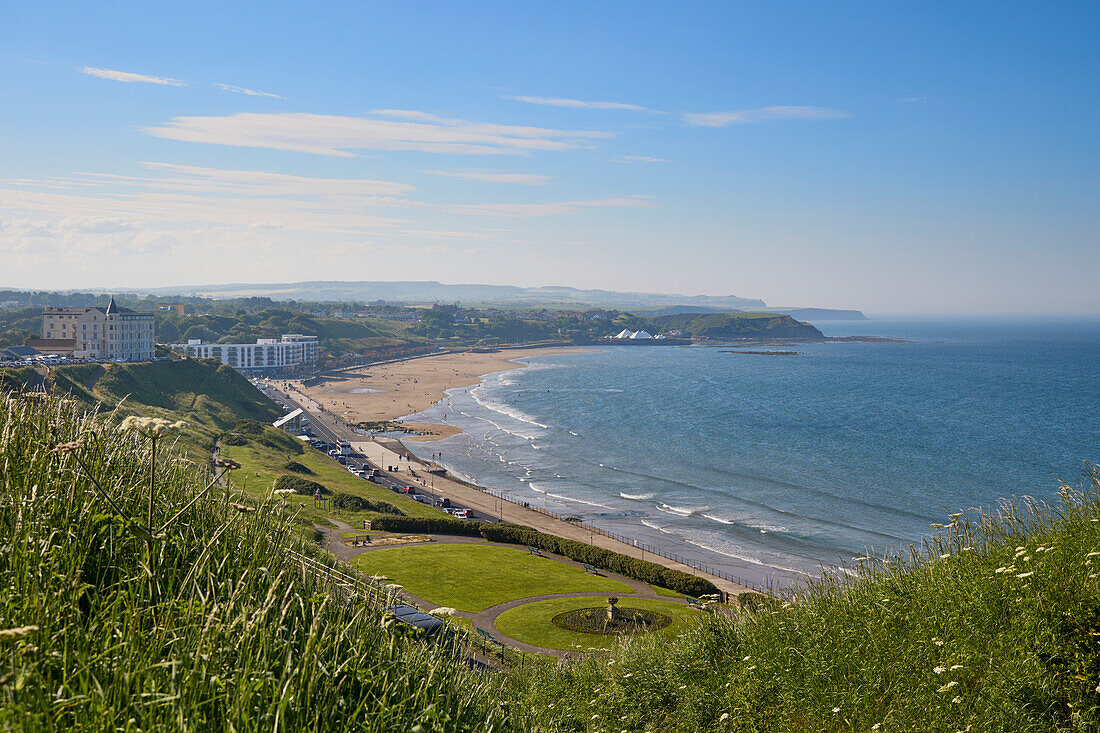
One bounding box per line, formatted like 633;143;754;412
508;468;1100;732
0;393;506;731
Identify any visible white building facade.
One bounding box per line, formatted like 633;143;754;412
41;299;156;361
173;334;318;373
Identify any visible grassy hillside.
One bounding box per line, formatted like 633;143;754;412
507;472;1100;731
0;392;505;731
640;312;824;339
0;358;445;524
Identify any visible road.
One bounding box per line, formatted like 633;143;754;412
258;379;496;522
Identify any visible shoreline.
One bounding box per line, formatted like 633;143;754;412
291;346;591;441
288;345;798;592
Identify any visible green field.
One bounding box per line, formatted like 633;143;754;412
353;543;634;612
494;597;703;652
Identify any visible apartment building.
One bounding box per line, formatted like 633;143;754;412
173;334;318;374
41;298;156;361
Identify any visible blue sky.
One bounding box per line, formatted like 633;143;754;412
1;1;1097;313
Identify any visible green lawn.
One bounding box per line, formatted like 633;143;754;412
647;583;687;598
494;597;703;652
353;543;634;612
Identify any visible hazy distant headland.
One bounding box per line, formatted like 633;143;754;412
120;280;865;319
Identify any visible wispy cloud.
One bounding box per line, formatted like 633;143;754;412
450;195;655;218
215;82;282;99
423;169;553;186
899;96;936;104
509;95;653;112
142;111;611;157
611;155;668;164
79;66;187;86
683;106;850;127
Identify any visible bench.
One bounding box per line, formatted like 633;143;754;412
475;627;501;645
582;563;600;575
526;545;543;557
685;596;702;608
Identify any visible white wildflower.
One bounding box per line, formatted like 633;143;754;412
952;696;962;704
273;488;295;495
871;725;881;732
934;666;947;674
719;713;729;722
933;639;944;646
940;553;951;559
949;664;963;671
831;707;840;714
1016;571;1034;579
429;607;457;617
939;680;958;692
0;625;38;641
118;416;186;437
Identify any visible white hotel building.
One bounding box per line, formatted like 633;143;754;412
41;299;156;361
173;334;318;374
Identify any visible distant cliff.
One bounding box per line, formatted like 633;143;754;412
642;312;824;339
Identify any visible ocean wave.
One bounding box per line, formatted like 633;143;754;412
655;503;710;517
543;491;613;509
620;491;654;501
701;513;790;534
470;384;550;430
640;519;674;535
568;430;580;436
528;482;547;494
678;536;818;579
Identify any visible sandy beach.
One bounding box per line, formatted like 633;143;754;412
289;347;588;440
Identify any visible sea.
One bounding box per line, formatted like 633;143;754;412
401;318;1100;589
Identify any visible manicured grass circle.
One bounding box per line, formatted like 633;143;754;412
495;597;702;652
551;606;672;635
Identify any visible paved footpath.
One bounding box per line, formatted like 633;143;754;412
317;528;698;658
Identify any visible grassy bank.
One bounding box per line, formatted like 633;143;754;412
0;392;506;731
506;471;1100;731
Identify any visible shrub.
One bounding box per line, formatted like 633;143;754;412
367;516;484;537
736;591;779;613
274;475;327;496
283;461;314;475
332;492;404;515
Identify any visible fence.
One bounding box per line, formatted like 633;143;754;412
471;485;781;594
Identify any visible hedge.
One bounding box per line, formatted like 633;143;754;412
332;492;404;515
367;516;483;537
366;517;718;597
479;523;719;597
